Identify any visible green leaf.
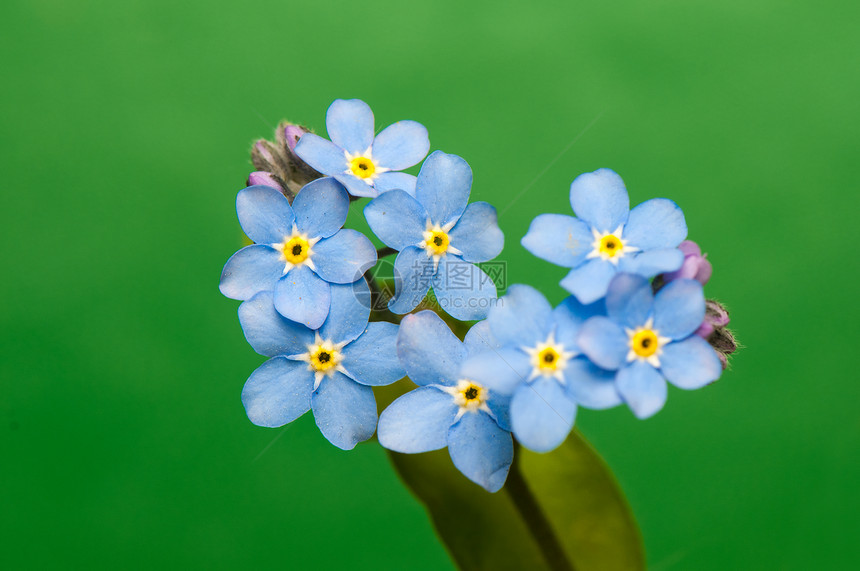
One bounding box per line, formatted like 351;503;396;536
518;432;645;571
378;384;644;571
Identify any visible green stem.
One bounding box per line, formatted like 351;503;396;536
364;271;401;324
505;444;576;571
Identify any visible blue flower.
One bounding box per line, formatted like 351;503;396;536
219;179;377;330
238;280;404;450
521;168;688;304
378;311;513;492
364;151;504;320
462;285;619;452
294;99;430;198
577;273;723;419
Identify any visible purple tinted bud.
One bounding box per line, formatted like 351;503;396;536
695;320;715;338
695;300;736;370
706;300;730;328
283;124;307;154
247;171;284;192
247;122;322;202
253;140;276;165
696;300;731;339
678;240;702;257
664;240;712;285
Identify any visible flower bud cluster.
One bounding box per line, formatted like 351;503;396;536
249;122;321;200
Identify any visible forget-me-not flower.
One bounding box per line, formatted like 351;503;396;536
294;99;430;198
461;285;619;452
577;273;722;419
522;168;687;304
239;280;403;450
364;151;503;320
378;311;513;492
219;179;377;330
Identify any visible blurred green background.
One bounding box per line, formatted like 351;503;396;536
2;0;858;568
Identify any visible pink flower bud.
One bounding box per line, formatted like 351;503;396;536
664;240;712;285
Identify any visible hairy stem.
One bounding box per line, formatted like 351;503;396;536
505;444;575;571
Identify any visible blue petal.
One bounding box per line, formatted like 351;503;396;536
569;168;630;233
364;189;427;251
332;173;378;198
236;185;295;245
559;258;617;304
564;358;622;410
577;316;628;370
219;245;284;301
325;99;374;155
318;280;371;344
238;291;314;357
311;373;378;450
389;246;434;314
487;284;553;347
510;377;576;453
485;394;513;433
463;320;501;356
396;310;466;387
623;198;687;250
521;214;592;268
432;256;498;320
448;202;504;263
616;361;667;419
312;229;377;284
459;348;530;396
415;151;472;226
341;322;404;386
618;248;684;277
241;357;314;427
291;178;349;239
653;279;706;340
294;133;347;176
605;273;654;329
371;120;430;170
660;336;722;389
448;412;513;492
552;295;606;350
273;265;331;330
377;386;458;453
458;348;518;431
374;172;418;196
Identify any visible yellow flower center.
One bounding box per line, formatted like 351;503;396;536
349;156;376;179
523;335;574;382
308;344;340;374
631;329;659;358
452;379;488;412
425;229;450;256
598;234;623;257
280;235;310;264
536;347;561;372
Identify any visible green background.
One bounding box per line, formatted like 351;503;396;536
2;0;857;568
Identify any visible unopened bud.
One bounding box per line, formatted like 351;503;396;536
282;124;307;154
695;299;730;338
664;240;712;285
698;299;736;370
247;122;322;202
247;171;286;192
251;140;281;173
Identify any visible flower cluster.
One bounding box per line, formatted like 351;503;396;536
220;99;504;452
220;98;735;491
